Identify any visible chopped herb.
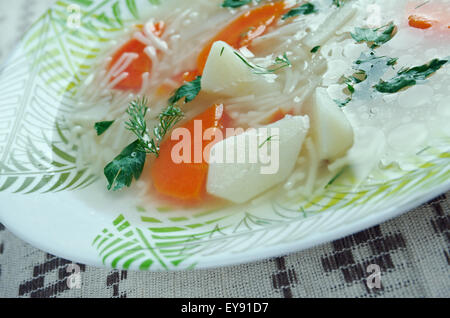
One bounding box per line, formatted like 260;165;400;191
326;167;348;188
153;104;185;146
220;47;225;56
259;135;278;148
273;53;292;70
104;140;147;191
94;120;114;136
335;69;367;107
355;52;398;68
104;73;202;192
125;98;184;156
351;70;368;83
347;84;355;94
416;146;431;155
104;97;185;191
415;1;430;9
351;22;397;49
221;0;258;8
355;53;385;65
168;76;202;105
282;3;317;20
310;46;321;53
334;97;352;108
375;59;448;93
332;0;346;7
234;51;291;74
386;57;399;66
124;97;158;156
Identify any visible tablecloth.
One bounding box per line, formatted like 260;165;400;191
0;0;449;298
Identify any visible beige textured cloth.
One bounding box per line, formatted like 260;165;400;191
0;0;449;298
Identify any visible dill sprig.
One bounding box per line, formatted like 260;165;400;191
125;98;184;157
153;104;184;144
234;51;292;75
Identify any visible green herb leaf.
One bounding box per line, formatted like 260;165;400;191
259;135;278;148
351;22;397;49
168;76;202;105
124;98;158;155
94;121;115;136
332;0;346;7
310;46;321;53
334;98;352;108
222;0;255;8
234;51;291;74
375;59;448;93
104;140;146;191
105;97;185;191
153;104;185;144
282;3;317;20
326;167;348;188
386;57;398;66
125;98;184;157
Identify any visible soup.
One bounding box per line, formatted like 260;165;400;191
65;0;450;209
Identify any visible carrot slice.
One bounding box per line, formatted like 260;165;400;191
108;39;151;92
150;104;231;202
406;2;450;31
196;1;290;74
408;15;435;29
108;22;165;92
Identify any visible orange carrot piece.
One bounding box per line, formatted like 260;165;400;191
150;104;230;202
108;39;151;92
108;22;165;92
406;2;450;32
408;15;435;29
196;1;290;74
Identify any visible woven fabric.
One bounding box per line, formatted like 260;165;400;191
0;0;449;298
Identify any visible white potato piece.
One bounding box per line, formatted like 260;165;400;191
329;127;386;187
201;41;278;96
207;116;310;204
312;87;354;161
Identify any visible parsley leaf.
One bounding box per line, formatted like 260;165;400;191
105;98;185;191
104;140;146;191
94;121;114;136
375;59;448;93
282;3;317;20
351;22;397;49
222;0;255;8
168;76;202;105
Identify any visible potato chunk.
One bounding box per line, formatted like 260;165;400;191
207;116;310;204
312;88;354;161
201;41;277;96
